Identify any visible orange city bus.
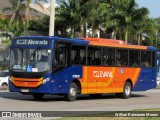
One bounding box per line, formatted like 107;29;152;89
9;36;157;101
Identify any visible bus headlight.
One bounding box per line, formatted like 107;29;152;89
43;77;50;84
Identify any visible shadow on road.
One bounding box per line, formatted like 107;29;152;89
0;91;147;102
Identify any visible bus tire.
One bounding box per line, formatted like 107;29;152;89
122;81;132;99
33;93;44;100
65;82;78;101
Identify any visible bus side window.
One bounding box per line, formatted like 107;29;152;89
102;47;115;66
71;45;86;65
129;50;140;67
88;47;101;65
132;61;138;67
102;55;108;65
141;51;151;67
116;49;128;67
74;53;81;64
152;52;156;67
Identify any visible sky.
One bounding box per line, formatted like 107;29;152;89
135;0;160;18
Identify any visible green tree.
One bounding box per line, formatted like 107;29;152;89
56;0;98;37
24;0;49;30
2;0;28;36
28;15;49;35
2;0;49;37
133;19;155;45
88;1;110;38
110;0;149;43
153;18;160;48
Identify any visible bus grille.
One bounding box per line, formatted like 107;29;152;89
11;77;43;88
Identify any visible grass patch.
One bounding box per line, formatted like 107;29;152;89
54;108;160;120
56;117;159;120
133;108;160;111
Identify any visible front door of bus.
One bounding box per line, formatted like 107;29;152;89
54;42;71;73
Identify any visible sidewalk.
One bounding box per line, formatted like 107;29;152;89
0;86;8;90
156;85;160;89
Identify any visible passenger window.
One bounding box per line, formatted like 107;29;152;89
116;49;128;66
88;47;101;65
102;47;115;66
129;50;140;67
141;51;151;67
152;52;156;67
71;45;86;65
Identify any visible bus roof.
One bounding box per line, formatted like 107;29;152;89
82;38;156;51
83;38;127;45
12;36;157;51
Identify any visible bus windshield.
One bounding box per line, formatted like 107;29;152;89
10;48;51;72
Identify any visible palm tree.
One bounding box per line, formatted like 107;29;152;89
0;18;11;40
132;19;154;45
24;0;49;30
110;0;149;43
56;0;93;37
3;0;25;25
56;0;112;38
2;0;27;37
2;0;49;36
88;1;109;38
153;18;160;47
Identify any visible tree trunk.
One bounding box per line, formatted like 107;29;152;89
85;22;88;38
125;27;128;43
9;13;16;25
25;7;30;30
82;23;86;38
137;33;141;45
9;0;20;25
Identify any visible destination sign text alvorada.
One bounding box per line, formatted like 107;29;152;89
15;39;49;45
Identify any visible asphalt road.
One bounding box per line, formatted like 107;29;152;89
0;89;160;112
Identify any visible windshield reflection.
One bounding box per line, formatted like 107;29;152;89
10;48;51;72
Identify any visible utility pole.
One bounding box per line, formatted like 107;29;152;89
49;0;56;36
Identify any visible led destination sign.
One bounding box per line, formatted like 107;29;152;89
15;39;49;45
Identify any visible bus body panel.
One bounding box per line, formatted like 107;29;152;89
9;66;83;94
133;68;156;91
9;73;55;94
9;66;156;94
80;66;141;94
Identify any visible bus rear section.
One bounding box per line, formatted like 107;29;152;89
9;37;157;101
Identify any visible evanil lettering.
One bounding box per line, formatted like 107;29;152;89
93;71;113;78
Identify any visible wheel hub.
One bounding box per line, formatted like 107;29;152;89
70;88;76;97
125;85;131;96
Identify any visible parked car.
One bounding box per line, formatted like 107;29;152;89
0;70;9;86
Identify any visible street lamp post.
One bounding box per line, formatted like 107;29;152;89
49;0;56;36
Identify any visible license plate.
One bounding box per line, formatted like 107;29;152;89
21;89;29;93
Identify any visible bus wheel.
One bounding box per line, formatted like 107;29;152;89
66;82;78;101
122;82;132;99
33;93;44;100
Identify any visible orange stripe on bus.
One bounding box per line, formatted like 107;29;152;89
89;41;147;50
11;76;43;88
80;67;141;94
